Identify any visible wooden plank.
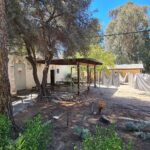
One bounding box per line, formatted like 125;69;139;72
36;58;103;65
94;65;96;88
77;63;80;95
87;64;90;91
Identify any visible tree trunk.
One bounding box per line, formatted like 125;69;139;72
12;17;42;98
26;56;42;95
0;0;15;124
41;52;53;96
24;41;42;97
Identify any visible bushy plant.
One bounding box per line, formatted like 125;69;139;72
82;126;132;150
15;115;52;150
0;114;52;150
74;126;90;139
0;114;13;150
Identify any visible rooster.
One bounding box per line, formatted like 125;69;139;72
98;100;106;114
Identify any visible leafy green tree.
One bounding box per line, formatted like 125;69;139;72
87;44;115;71
76;44;115;71
105;2;149;72
6;0;100;96
139;35;150;73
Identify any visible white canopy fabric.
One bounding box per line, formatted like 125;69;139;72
119;73;128;84
101;72;112;86
112;72;120;87
101;71;120;87
128;73;135;87
101;71;150;92
133;74;150;92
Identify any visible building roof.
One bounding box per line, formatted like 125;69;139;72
110;64;143;70
36;58;103;65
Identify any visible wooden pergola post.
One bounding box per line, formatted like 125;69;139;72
87;64;90;91
77;63;80;95
99;71;101;87
71;67;73;88
71;67;73;78
94;65;96;88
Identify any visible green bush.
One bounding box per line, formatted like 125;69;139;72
0;114;52;150
15;115;52;150
0;114;13;150
82;126;132;150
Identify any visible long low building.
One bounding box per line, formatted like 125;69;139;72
109;64;144;76
8;55;71;94
8;55;102;95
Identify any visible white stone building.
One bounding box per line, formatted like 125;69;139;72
8;55;71;94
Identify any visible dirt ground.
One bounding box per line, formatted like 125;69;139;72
14;84;150;150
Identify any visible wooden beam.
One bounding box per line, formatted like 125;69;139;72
94;65;96;88
87;64;90;91
71;67;73;88
99;71;101;87
77;63;80;95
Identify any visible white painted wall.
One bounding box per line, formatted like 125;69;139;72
8;55;27;94
8;55;71;94
52;65;72;82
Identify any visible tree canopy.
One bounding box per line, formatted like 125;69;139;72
7;0;100;56
76;44;116;71
6;0;101;96
105;2;150;72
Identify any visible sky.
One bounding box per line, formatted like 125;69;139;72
89;0;150;31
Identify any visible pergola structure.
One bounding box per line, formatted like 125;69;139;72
37;58;103;95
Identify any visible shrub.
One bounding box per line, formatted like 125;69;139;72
15;115;52;150
0;114;52;150
0;114;13;150
82;126;132;150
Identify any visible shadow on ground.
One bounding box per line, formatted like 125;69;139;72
13;85;150;150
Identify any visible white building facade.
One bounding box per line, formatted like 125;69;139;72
8;55;71;94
